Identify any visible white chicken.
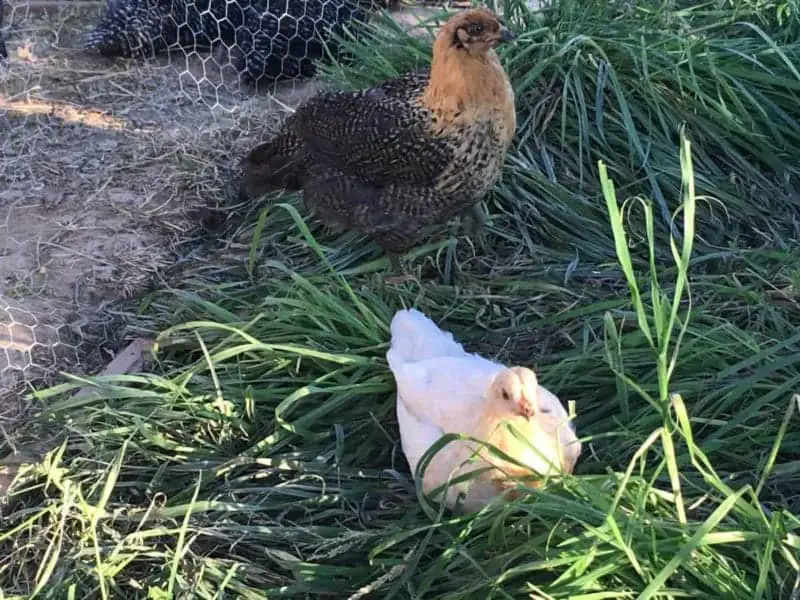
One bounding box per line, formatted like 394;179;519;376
386;308;582;512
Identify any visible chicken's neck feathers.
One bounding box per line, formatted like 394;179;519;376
421;44;516;145
423;48;504;112
396;355;504;434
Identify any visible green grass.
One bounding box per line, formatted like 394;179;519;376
2;0;800;597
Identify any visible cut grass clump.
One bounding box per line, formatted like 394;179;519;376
1;134;799;598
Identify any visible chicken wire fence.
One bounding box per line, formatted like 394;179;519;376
0;297;76;394
0;0;404;109
0;0;470;413
0;0;435;413
0;295;119;411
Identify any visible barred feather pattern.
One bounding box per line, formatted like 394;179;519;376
85;0;367;84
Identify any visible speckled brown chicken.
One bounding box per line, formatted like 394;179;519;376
239;8;517;271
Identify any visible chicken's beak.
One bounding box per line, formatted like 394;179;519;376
497;26;516;43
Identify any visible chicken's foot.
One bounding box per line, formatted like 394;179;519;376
461;203;488;236
384;252;417;284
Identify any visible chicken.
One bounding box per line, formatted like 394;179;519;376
386;308;582;513
85;0;368;85
239;8;517;272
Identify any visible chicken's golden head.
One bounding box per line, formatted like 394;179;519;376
490;366;538;419
440;8;516;57
487;366;582;475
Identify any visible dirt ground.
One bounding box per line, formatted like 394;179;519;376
0;0;455;427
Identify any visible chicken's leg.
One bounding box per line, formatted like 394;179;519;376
384;252;417;284
459;203;491;255
461;203;488;236
388;252;404;272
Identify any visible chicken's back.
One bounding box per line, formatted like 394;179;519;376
239;70;433;200
293;70;453;187
386;308;467;369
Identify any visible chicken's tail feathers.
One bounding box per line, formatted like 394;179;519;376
386;308;466;369
239;128;307;200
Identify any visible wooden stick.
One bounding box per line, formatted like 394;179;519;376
72;338;155;398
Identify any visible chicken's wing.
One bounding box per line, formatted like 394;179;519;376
291;71;456;186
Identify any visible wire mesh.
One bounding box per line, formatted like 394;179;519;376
1;0;399;109
0;0;446;416
0;295;120;410
83;0;386;100
0;296;80;394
